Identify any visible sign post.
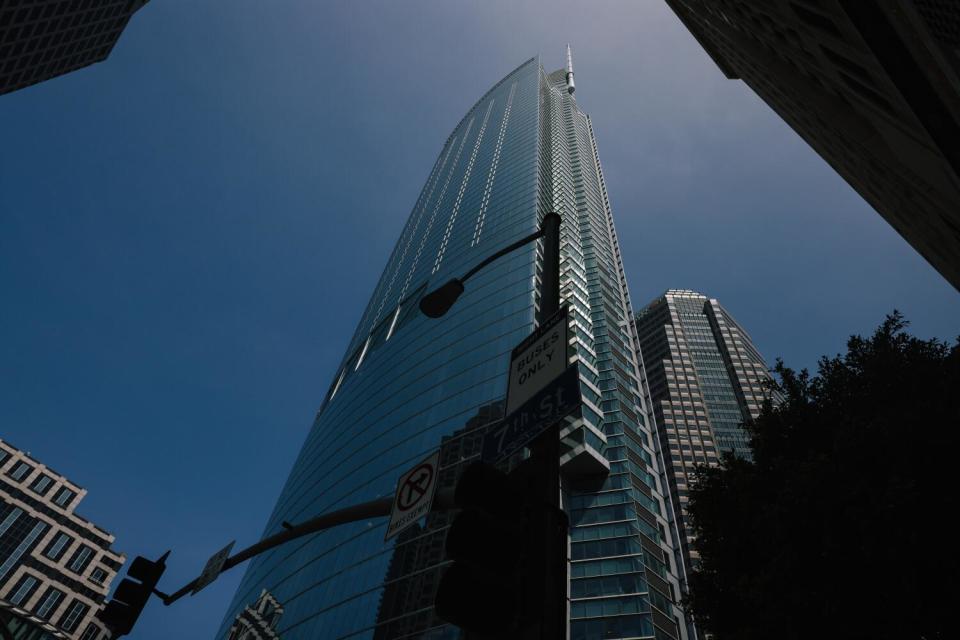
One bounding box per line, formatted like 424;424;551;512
385;451;441;541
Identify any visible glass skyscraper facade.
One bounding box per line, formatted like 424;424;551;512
635;289;773;578
218;53;688;640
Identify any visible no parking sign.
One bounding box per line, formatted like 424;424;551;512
385;451;440;541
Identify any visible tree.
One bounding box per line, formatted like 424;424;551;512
686;313;958;640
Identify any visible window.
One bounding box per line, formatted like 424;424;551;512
393;283;427;335
60;600;88;632
45;532;72;560
88;566;107;585
0;507;23;536
30;474;53;495
69;545;94;573
35;587;64;620
354;337;371;370
0;449;9;466
8;575;38;606
384;306;401;341
366;312;394;353
0;521;47;584
9;461;32;481
54;487;76;508
79;623;101;640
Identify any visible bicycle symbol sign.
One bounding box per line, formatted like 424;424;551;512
385;451;441;541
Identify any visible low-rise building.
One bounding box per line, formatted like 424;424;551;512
0;438;124;640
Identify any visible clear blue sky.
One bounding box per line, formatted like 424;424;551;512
1;2;957;638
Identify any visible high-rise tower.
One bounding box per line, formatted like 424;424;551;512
0;1;150;96
635;290;773;577
665;1;960;290
219;53;688;640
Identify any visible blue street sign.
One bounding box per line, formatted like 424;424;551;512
483;363;580;463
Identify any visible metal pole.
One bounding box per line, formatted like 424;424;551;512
531;211;566;639
538;212;561;322
162;497;393;606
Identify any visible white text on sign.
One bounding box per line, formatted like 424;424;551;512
505;306;569;415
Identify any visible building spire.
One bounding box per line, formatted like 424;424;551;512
565;44;576;94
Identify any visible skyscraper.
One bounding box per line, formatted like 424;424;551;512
219;51;688;640
0;0;150;96
0;438;125;640
635;290;773;576
665;0;960;290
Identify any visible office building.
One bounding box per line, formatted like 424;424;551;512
218;50;688;639
635;289;773;577
665;0;960;290
227;589;284;640
0;0;149;96
0;438;124;640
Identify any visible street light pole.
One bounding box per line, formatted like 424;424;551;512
528;211;567;640
421;211;567;638
109;215;567;637
538;212;561;322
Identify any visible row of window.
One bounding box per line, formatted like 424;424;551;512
7;575;92;633
4;461;77;507
326;282;427;405
570;615;653;640
0;504;108;592
44;531;96;573
571;594;651;619
0;0;130;30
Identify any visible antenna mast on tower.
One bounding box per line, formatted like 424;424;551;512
565;44;576;94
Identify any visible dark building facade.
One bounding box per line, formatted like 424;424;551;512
635;290;772;583
0;0;149;96
0;439;124;640
218;51;689;640
665;0;960;290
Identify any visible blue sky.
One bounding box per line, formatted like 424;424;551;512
1;2;957;638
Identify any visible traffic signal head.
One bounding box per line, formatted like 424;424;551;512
97;551;169;637
434;461;544;634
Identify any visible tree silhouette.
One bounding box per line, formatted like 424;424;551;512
686;312;958;640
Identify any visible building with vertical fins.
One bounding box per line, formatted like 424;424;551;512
665;1;960;291
218;50;689;640
0;0;150;96
0;439;124;640
635;290;773;580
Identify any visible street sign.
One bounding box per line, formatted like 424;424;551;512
483;363;580;463
505;305;569;415
191;540;235;595
385;450;441;541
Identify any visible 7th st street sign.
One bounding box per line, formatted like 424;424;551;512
484;363;581;463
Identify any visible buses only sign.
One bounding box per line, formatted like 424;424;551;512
505;305;569;415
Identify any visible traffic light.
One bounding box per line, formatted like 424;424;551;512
97;551;169;637
434;458;564;637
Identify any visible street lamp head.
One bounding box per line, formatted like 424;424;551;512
419;279;465;318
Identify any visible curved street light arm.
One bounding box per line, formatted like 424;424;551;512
420;213;561;319
461;227;544;283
